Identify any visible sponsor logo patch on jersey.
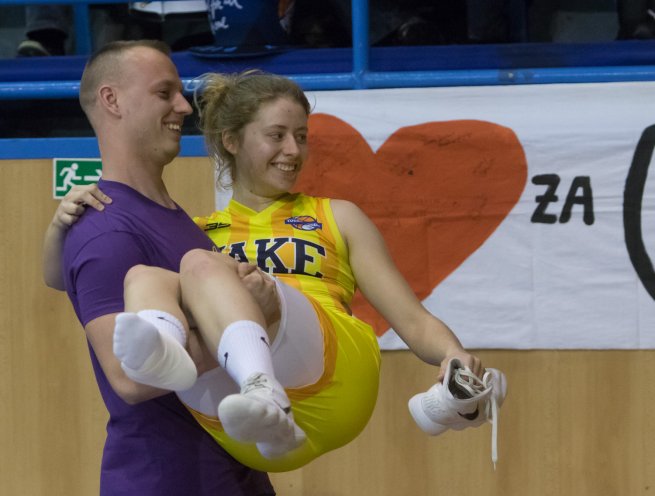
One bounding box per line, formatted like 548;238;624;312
204;221;231;231
285;215;322;231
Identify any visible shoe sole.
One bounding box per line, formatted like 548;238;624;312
257;422;306;459
218;393;296;444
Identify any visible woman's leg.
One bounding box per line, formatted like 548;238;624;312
113;264;198;391
179;249;305;457
178;278;325;415
179;249;269;351
269;279;324;388
179;250;282;392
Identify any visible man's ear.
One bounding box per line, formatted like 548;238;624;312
98;85;121;117
222;130;238;155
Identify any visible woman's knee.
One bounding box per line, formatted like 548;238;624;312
124;264;154;290
180;249;237;281
123;264;177;292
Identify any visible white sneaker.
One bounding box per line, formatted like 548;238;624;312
408;359;507;466
17;40;50;57
218;372;306;459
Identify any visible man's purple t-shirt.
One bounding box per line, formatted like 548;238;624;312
63;180;274;496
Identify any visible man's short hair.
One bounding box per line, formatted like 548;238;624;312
79;40;171;117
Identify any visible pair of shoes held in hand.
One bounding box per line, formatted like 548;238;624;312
408;359;507;467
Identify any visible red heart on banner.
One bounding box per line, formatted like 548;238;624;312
295;114;528;336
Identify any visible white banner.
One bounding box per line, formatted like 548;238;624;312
217;82;655;350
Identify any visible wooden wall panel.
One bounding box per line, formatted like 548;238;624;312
0;157;215;495
2;157;653;495
271;349;655;496
1;158;104;495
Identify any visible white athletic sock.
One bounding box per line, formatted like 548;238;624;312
217;321;305;457
217;320;276;387
113;310;197;391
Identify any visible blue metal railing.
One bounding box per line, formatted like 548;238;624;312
3;1;655;158
3;0;655;99
5;64;655;102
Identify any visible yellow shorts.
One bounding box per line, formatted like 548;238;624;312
185;301;381;472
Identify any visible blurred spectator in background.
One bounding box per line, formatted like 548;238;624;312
289;0;461;47
17;5;70;56
467;0;515;43
188;0;294;57
617;0;655;39
19;0;649;58
128;1;213;51
16;1;213;57
288;0;514;48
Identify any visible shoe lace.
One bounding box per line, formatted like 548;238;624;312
482;371;500;469
450;367;486;398
453;367;501;469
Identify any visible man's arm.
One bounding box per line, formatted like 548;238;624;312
86;314;171;404
69;226;190;404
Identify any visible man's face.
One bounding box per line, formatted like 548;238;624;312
117;47;192;167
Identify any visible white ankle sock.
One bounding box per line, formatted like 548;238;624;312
217;320;276;387
113;310;197;391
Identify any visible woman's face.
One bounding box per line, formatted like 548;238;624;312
228;97;309;199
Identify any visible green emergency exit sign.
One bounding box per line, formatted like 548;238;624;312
53;158;103;199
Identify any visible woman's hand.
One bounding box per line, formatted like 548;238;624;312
43;184;111;290
437;351;484;382
53;184;112;229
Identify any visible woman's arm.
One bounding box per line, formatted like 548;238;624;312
42;184;112;290
331;199;483;379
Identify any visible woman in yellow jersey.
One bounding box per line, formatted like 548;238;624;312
45;71;487;472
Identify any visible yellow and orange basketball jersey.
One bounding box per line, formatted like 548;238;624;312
192;193;381;472
195;193;356;315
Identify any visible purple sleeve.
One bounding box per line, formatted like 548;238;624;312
68;231;149;326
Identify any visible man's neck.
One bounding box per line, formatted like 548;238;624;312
101;161;176;209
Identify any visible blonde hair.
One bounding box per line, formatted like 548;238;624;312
79;40;171;120
195;70;311;188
